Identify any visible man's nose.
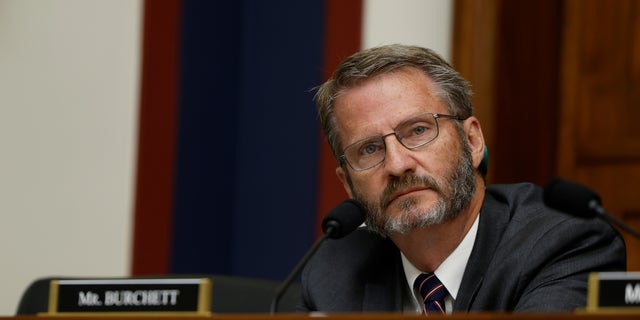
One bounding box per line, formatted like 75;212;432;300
382;135;417;176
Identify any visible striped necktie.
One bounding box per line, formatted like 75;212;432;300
414;273;448;315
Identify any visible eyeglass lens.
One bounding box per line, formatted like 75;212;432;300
342;113;441;171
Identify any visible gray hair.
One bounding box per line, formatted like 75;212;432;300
315;44;473;162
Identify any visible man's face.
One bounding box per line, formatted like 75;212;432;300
333;68;476;236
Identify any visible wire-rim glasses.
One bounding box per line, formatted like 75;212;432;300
339;112;464;171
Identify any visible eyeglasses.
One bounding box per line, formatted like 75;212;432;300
339;112;465;171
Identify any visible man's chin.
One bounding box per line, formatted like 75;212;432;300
373;210;432;236
389;197;434;216
379;219;422;237
383;204;452;235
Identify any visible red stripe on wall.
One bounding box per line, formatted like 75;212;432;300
131;0;181;275
316;0;363;236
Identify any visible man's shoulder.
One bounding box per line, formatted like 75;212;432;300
484;182;558;223
486;182;542;204
302;227;399;288
482;181;623;253
310;227;397;267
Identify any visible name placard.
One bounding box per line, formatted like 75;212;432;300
47;278;211;316
586;272;640;313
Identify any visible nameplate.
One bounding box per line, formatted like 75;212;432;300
46;278;211;316
586;272;640;313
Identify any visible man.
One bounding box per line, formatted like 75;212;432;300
300;44;626;313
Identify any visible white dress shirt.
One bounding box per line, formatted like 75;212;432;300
402;213;479;314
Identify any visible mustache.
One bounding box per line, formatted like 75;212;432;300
380;174;441;209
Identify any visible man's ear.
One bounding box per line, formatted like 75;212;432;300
336;166;354;198
464;116;486;170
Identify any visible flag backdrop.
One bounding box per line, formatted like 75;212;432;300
132;0;362;280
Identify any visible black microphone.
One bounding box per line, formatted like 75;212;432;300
322;199;367;238
269;199;366;314
543;178;640;239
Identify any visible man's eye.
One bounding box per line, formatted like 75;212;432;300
412;125;427;135
360;143;383;156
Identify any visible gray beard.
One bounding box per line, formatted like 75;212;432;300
351;139;476;237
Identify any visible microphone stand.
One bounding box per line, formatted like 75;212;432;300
590;200;640;239
269;231;332;314
269;199;365;314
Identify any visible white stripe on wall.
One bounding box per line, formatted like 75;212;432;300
362;0;453;61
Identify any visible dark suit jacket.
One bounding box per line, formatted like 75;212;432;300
300;183;626;312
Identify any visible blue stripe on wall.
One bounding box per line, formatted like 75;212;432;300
171;0;324;280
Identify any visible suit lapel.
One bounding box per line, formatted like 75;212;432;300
454;190;510;311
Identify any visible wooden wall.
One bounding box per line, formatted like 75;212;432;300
453;0;640;270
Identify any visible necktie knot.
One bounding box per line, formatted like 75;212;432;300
414;273;448;315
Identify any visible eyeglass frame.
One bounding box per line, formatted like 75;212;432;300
338;112;466;171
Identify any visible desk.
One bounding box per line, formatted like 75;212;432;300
3;313;640;320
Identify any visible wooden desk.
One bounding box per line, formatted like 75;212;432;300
3;312;640;320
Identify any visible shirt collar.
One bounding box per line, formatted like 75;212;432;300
402;212;479;303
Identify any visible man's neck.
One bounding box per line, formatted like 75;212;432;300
390;185;485;272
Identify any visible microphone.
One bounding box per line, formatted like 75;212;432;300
543;178;640;239
322;199;367;239
269;199;366;314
